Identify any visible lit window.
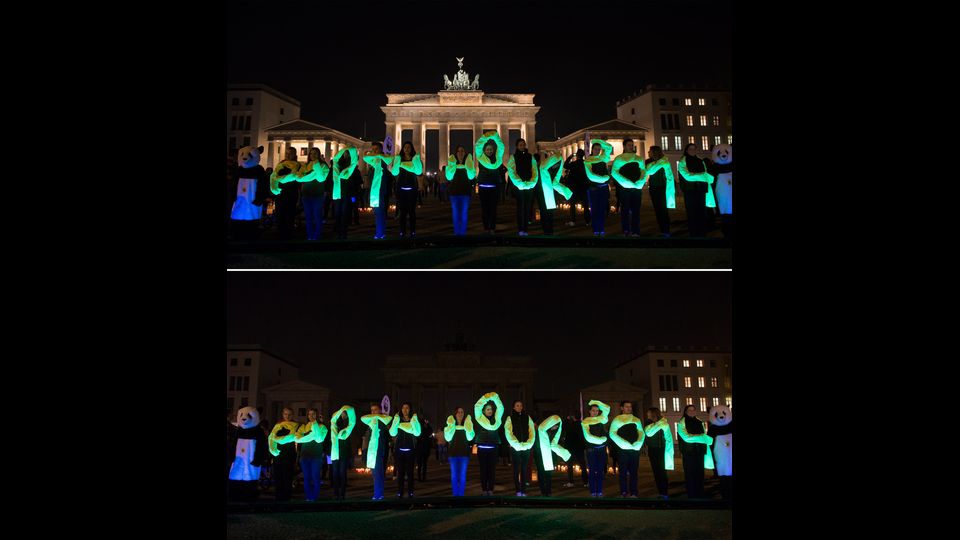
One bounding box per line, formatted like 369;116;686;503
661;136;669;150
710;377;718;388
683;360;690;367
712;397;719;407
699;115;707;126
230;358;237;366
712;115;719;126
684;98;692;106
696;359;704;367
659;397;667;411
684;377;692;388
688;136;696;145
672;397;680;412
674;136;682;149
701;136;709;150
698;377;705;388
686;115;693;126
714;136;721;146
728;135;733;144
698;98;705;106
686;397;693;406
725;397;732;407
700;397;707;411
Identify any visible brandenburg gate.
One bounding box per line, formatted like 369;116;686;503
381;58;539;169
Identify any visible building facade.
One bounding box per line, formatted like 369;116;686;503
536;119;648;161
263;119;370;170
615;84;732;168
382;334;538;427
613;346;732;440
260;379;331;425
226;344;300;413
227;84;301;157
578;379;649;419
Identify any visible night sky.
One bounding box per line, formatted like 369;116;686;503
227;272;732;403
226;0;732;142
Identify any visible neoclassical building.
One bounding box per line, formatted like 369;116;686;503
264;119;370;169
381;59;539;172
381;334;538;426
537;119;649;161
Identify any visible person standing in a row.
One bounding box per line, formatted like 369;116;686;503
562;412;588;488
504;399;535;496
474;132;505;234
391;142;423;238
444;406;475;496
642;407;674;499
611;139;646;237
473;391;505;495
268;407;299;502
329;405;356;501
643;146;675;237
678;143;715;237
363;141;394;240
416;418;433;482
389;402;421;498
444;145;476;236
583;140;613;236
581;399;610;497
506;138;538;236
271;147;302;240
677;404;714;498
608;400;644;498
295;147;330;241
332;146;361;241
294;408;328;502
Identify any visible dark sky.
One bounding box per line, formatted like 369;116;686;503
226;0;732;142
227;272;731;402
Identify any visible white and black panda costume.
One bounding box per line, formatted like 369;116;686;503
230;146;269;241
707;144;733;239
228;406;268;502
707;405;733;501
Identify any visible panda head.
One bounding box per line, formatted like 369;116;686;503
709;405;732;426
237;146;264;169
712;144;732;165
237;406;260;429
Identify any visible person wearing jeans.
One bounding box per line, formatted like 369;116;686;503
294;147;329;241
584;140;613;236
444;406;475;496
295;408;328;501
581;400;610;497
608;401;644;498
363;142;393;239
444;146;476;236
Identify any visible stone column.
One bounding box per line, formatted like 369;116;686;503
439;121;449;162
525;121;536;153
472;123;483;146
419;123;427;173
498;122;509;153
267;140;276;168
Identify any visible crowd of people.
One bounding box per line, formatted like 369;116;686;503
226;134;733;241
226;393;732;503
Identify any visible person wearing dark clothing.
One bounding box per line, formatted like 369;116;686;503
444;407;475;496
416;419;433;481
643;408;672;499
506;139;538;236
268;407;299;502
474;132;506;234
323;170;334;220
271;147;302;240
295;408;328;501
581;400;610;497
329;405;356;500
505;400;534;496
444;146;476;236
584;140;613;235
473;392;505;495
608;401;643;498
389;403;421;497
678;405;713;499
532;415;565;497
295;148;330;241
611;139;646;236
363;141;394;239
332;147;361;240
644;146;675;236
561;414;589;487
562;151;591;226
535;153;570;236
678;144;715;237
361;403;391;500
390;142;423;238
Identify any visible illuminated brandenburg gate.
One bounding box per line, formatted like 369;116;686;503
381;59;539;170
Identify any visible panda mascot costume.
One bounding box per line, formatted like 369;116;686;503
230;146;269;241
707;405;733;501
228;406;268;502
707;144;733;239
